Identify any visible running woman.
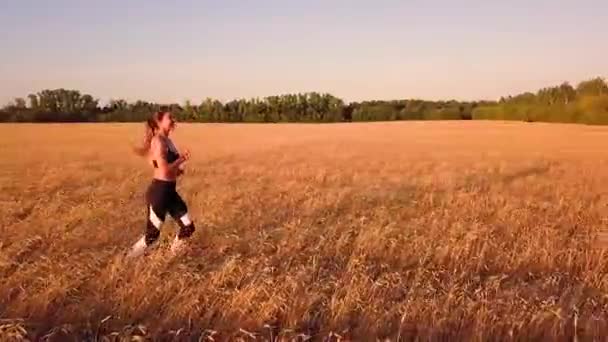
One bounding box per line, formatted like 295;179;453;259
127;110;195;258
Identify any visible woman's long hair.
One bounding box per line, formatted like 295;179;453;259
134;111;167;156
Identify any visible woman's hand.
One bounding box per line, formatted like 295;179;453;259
176;149;190;176
181;149;191;162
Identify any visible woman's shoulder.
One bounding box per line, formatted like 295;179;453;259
150;135;168;149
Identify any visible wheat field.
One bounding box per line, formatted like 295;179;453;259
2;121;608;341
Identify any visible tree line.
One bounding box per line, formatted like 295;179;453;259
1;76;606;124
473;77;608;124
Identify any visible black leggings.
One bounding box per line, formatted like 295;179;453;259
145;179;195;245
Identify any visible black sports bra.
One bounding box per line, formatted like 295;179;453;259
152;138;180;168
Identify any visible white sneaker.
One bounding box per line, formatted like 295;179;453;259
127;236;154;258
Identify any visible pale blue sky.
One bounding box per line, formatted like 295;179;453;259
1;0;606;105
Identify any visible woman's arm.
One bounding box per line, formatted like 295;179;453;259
151;137;189;173
172;140;190;177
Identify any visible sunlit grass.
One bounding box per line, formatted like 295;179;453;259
2;121;608;340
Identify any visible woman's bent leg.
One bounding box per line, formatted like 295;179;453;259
168;191;195;253
127;181;169;258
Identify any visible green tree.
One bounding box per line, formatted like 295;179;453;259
577;77;608;97
14;97;26;109
27;94;38;109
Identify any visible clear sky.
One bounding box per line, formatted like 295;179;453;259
1;0;606;105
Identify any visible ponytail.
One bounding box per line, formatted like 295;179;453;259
133;115;160;156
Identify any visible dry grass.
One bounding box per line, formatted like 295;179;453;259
2;121;608;341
